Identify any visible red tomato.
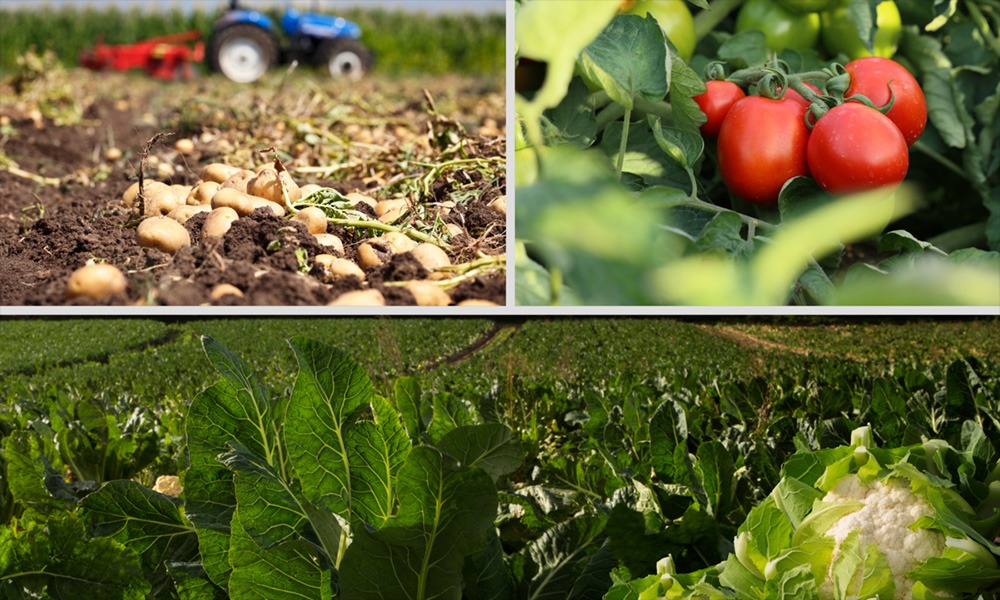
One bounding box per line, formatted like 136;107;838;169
845;57;926;146
779;81;822;108
807;103;908;194
693;81;746;138
717;96;810;205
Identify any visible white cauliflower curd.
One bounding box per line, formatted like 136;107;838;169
819;475;946;600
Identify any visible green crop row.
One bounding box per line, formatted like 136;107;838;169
0;6;504;77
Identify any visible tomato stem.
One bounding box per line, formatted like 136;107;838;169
966;1;1000;55
928;222;988;253
616;106;632;181
596;102;626;131
911;141;968;179
634;97;674;122
693;0;745;41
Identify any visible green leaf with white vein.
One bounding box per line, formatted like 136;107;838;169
578;14;668;110
183;336;284;588
80;480;198;595
285;337;375;522
219;443;312;550
338;446;498;600
227;514;333;600
438;423;525;483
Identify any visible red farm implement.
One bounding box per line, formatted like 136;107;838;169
79;31;204;80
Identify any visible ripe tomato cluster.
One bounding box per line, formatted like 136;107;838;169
693;57;927;205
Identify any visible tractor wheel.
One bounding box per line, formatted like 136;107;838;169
208;24;278;83
319;39;373;81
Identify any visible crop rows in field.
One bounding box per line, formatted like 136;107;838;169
0;6;504;76
3;317;997;409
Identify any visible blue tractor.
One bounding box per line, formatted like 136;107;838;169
208;0;373;83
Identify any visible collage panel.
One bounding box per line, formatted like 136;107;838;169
2;316;999;598
513;0;999;307
3;0;1000;599
1;0;507;308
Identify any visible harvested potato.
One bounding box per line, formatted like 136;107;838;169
456;299;501;307
209;283;244;300
137;216;191;254
488;195;507;217
299;183;323;197
104;147;122;161
122;180;167;209
314;254;365;282
328;289;385;306
125;181;184;217
379;231;418;254
218;169;256;193
248;168;302;204
171;184;193;199
405;281;451;306
212;187;285;217
66;263;127;300
187;180;220;206
410;243;451;271
292;206;328;234
357;239;392;269
156;162;175;180
202;207;240;241
347;192;378;210
167;204;211;224
174;138;195;154
445;223;464;238
200;163;242;183
313;234;344;254
376;198;409;223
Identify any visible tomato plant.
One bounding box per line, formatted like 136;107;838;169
717;96;810;205
807;103;909;194
515;0;1000;307
621;0;696;62
845;56;926;146
736;0;820;52
821;0;902;59
692;80;746;138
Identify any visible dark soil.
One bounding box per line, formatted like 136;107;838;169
0;100;505;307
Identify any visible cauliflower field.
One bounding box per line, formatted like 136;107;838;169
1;317;998;599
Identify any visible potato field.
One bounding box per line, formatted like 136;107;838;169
0;5;505;306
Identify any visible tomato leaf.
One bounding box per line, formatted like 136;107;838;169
578;14;668;110
543;77;598;148
844;0;881;55
666;54;708;132
601;121;693;189
777;177;835;222
647;115;704;170
717;30;769;69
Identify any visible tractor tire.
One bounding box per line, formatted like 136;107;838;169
208;24;278;83
319;39;373;81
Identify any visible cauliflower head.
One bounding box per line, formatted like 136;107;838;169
819;475;946;600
